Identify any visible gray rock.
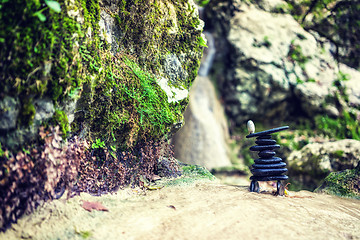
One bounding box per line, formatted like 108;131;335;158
99;10;122;55
204;0;360;125
172;76;232;169
0;98;55;150
163;54;188;85
287;139;360;189
33;98;55;125
0;96;19;131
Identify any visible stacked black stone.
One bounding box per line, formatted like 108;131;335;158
246;126;289;195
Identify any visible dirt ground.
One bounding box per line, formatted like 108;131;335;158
1;179;360;240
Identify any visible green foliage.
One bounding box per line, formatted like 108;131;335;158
78;231;92;239
0;143;4;157
33;0;61;22
314;70;359;140
195;0;210;7
87;54;185;148
333;71;350;100
52;110;69;137
315;111;360;140
198;36;208;48
91;139;105;149
274;130;310;151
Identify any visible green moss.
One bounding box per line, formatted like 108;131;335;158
288;40;311;70
0;0;84;128
0;143;4;157
87;54;185;148
19;101;36;126
182;165;216;180
1;0;203;153
162;164;216;186
52;109;69;137
315;111;360;140
316;168;360;199
115;0;203;88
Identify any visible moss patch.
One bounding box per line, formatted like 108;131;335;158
0;0;203;150
51;109;69;137
316;167;360;199
162;164;216;186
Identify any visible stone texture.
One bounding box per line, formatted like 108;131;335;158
99;10;121;55
0;96;19;131
172;76;232;169
316;162;360;198
0;0;204;151
204;0;360;125
287;139;360;189
33;98;55;124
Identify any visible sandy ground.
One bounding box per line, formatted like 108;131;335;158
1;180;360;240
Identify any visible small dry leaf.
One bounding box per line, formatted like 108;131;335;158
167;205;176;210
82;201;109;212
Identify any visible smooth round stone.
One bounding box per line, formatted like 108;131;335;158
246;126;289;138
254;157;283;164
255;139;277;145
252;162;286;169
250;144;280;151
250;175;288;181
256;135;271;139
258;150;276;158
251;168;288;176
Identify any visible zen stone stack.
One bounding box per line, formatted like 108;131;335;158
246;126;289;195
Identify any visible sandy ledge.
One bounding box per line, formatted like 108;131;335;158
1;180;360;240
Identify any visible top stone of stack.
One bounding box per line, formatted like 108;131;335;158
246;126;289;138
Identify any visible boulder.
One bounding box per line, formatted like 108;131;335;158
315;162;360;199
172;76;232;169
287;139;360;190
204;0;360;126
0;0;204;150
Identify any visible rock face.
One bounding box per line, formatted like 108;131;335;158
0;0;204;231
204;0;360;126
287;139;360;190
0;0;204;150
172;76;232;169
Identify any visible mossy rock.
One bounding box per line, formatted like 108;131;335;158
161;164;216;186
287;139;360;191
0;0;204;151
315;163;360;199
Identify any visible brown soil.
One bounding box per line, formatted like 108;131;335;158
1;180;359;240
